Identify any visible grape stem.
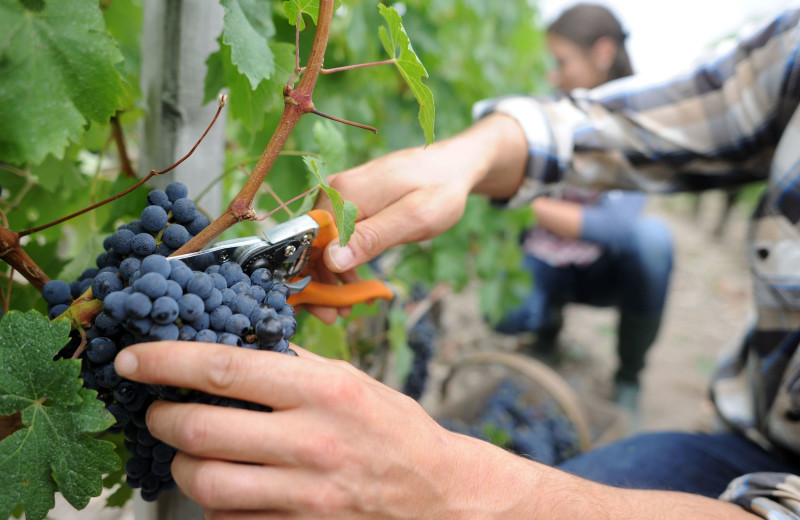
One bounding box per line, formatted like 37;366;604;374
111;114;137;179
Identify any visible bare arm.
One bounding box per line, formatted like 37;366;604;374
115;342;760;520
530;196;584;239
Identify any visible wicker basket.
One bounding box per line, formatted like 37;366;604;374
433;351;628;453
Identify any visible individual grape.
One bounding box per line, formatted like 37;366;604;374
103;291;128;321
210;305;232;330
155;243;173;257
203;288;223;312
229;281;249;295
266;290;286;310
92;272;124;301
179;293;205;321
86;337;118;364
178;325;197;341
127;317;153;336
151;296;179;325
249;303;278;325
187;214;210;235
165;182;188;202
126;456;150;480
146;190;171;211
134;272;168;299
171;198;197;224
186;272;214;299
132;233;156;256
278;303;295;317
97;364;122;389
140;205;168;233
219;262;245;287
125;292;153;319
247;285;266;303
224;314;250;336
69;280;82;299
209;272;227;291
114;382;138;404
271;283;290;298
94;312;120;334
165;280;183;301
279;314;297;340
204;265;220;275
189;312;210;331
110;229;136;256
152;442;176;463
42;280;71;305
119;257;142;282
255;318;283;348
232;293;257;317
149;324;179;341
140;255;172;278
221;288;236;306
79;278;93;293
194;329;218;343
250;268;273;291
168;264;193;289
128;220;145;235
162;224;190;249
107;404;130;429
216;332;243;347
81;267;99;280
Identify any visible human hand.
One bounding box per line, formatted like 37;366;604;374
308;114;529;323
114;341;529;519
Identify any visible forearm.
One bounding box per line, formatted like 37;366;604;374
531;197;583;239
449;435;760;520
448;113;528;200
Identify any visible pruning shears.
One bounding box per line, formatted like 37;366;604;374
168;209;394;307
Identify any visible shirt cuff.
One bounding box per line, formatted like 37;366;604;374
719;472;800;518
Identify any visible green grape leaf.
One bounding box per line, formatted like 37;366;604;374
377;4;435;145
205;40;295;132
388;306;412;381
0;0;128;165
302;156;357;245
296;314;350;360
284;0;342;30
313;120;346;174
220;0;276;88
0;311;119;520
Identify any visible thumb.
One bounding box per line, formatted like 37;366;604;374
324;221;385;273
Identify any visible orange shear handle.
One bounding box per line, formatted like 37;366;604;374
287;209;394;307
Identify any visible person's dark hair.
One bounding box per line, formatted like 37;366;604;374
547;3;633;81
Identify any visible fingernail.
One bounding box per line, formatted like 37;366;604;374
115;351;138;376
327;242;354;271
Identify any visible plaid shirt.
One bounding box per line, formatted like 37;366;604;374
476;8;800;518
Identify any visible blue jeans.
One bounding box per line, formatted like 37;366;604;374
497;217;674;383
558;431;800;497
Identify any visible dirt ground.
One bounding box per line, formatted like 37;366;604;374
425;190;753;439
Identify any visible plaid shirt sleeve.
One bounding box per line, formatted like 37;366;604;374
720;473;800;519
473;8;800;209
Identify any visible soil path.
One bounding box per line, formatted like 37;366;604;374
427;191;753;437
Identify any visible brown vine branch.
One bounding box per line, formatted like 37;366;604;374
321;59;396;74
172;0;337;257
311;108;378;133
110;114;136;179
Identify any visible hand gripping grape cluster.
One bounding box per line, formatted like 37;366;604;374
41;182;299;502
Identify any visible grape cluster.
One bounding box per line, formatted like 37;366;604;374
41;182;299;502
42;182;210;321
401;285;438;401
440;380;582;466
